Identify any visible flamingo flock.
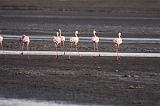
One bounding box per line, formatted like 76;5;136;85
0;30;123;61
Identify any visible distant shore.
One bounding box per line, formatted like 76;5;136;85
0;0;160;17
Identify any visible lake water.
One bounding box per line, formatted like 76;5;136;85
0;97;110;106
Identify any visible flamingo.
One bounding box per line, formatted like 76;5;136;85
0;35;3;50
53;31;61;58
113;32;123;61
92;30;99;51
69;31;79;59
20;34;30;55
59;29;65;48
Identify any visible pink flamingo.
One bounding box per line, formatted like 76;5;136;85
113;32;123;61
69;31;79;59
92;30;99;51
20;34;30;55
53;31;61;58
59;29;65;48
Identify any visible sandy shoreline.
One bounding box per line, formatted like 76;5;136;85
0;55;160;106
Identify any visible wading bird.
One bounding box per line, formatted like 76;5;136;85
53;31;61;58
0;35;3;50
92;30;99;51
20;34;30;55
113;32;123;61
69;31;80;59
59;29;65;48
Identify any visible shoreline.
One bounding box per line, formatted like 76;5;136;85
0;55;160;105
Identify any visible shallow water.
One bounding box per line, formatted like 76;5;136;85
0;98;108;106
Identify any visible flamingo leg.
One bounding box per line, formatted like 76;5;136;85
75;44;78;51
96;43;101;57
60;42;63;51
116;49;119;61
62;41;65;48
55;43;58;59
96;43;99;51
26;43;30;63
117;44;119;50
0;42;3;50
76;43;80;57
21;43;24;55
115;44;120;61
62;41;65;55
92;42;97;59
93;43;95;51
70;43;73;51
118;44;121;51
26;43;29;51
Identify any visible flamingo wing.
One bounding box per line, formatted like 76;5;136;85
0;36;3;42
23;36;30;42
61;36;65;41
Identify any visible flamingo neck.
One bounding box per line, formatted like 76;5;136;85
75;31;79;37
57;32;59;36
59;30;61;36
75;33;78;37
